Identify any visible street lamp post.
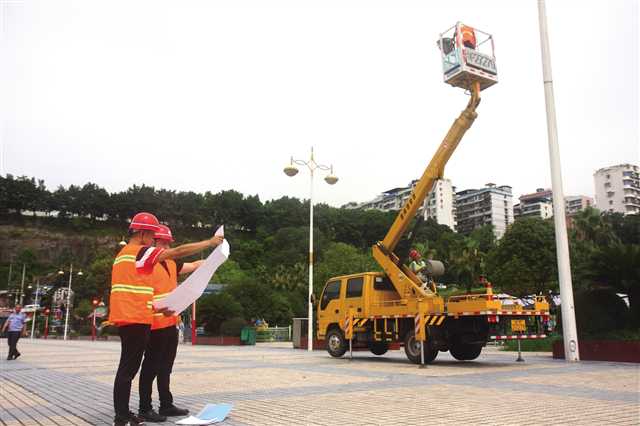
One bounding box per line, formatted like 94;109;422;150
19;264;26;305
284;147;338;352
537;0;579;362
60;264;83;341
30;280;41;339
91;298;99;341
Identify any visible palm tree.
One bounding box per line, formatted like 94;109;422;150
571;207;618;245
449;238;484;292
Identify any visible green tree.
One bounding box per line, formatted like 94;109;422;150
469;225;496;254
198;292;244;334
571;207;618;245
590;243;640;327
74;299;93;319
260;197;306;234
262;226;327;268
448;237;484;292
2;175;41;215
606;212;640;245
214;259;250;285
313;242;378;297
79;183;110;219
82;254;114;302
224;279;293;325
486;218;557;296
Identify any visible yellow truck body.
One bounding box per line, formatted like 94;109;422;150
317;25;549;364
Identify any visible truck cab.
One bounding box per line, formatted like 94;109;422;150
318;272;400;341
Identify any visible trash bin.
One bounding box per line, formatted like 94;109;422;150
240;326;256;345
292;318;308;348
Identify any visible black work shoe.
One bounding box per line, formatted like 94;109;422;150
13;353;20;360
129;412;148;425
138;409;166;423
159;405;189;417
114;412;146;426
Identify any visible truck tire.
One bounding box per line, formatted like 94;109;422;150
369;342;388;356
449;343;482;361
404;330;438;364
326;328;348;358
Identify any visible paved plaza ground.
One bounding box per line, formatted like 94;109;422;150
1;339;638;425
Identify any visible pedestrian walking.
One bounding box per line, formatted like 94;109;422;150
110;212;224;426
138;225;204;422
2;304;27;360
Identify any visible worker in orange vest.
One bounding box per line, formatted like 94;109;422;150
110;212;224;426
138;225;204;421
460;24;477;49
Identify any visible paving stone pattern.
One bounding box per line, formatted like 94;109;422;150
1;339;638;425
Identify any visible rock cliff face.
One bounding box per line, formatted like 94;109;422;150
0;225;120;266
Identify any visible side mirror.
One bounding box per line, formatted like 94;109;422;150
309;294;317;306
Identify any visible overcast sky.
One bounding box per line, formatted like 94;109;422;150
1;0;638;208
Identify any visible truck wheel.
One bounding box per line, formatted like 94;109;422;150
369;342;388;356
326;328;348;358
404;331;438;364
449;343;482;361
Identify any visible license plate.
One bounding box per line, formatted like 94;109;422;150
511;319;526;332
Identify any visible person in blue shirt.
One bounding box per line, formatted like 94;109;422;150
2;305;27;360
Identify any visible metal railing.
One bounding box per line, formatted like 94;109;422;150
255;326;292;342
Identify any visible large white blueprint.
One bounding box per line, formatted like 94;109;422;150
154;233;229;315
175;403;233;425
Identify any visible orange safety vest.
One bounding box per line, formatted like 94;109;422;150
108;244;154;325
460;25;477;49
151;260;178;330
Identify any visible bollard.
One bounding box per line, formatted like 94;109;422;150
516;336;524;362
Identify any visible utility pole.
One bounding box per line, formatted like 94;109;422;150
19;264;26;305
63;264;74;341
537;0;579;361
8;262;14;304
31;280;40;339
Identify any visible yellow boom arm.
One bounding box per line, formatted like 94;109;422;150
373;81;481;299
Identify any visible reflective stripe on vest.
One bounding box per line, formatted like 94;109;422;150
108;243;155;325
113;255;136;265
151;260;178;330
111;284;154;295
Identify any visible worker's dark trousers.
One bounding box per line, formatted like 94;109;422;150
114;324;150;421
6;331;21;359
139;326;179;412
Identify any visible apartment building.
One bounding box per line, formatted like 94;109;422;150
356;179;456;230
594;164;640;215
565;195;595;215
455;183;514;238
423;179;456;229
514;188;553;220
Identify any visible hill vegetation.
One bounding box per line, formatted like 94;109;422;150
1;174;638;336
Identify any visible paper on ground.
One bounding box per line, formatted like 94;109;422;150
154;236;229;315
175;403;233;425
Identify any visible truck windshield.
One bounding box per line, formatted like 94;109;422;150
321;280;341;310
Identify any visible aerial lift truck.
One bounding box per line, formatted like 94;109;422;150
316;23;550;364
